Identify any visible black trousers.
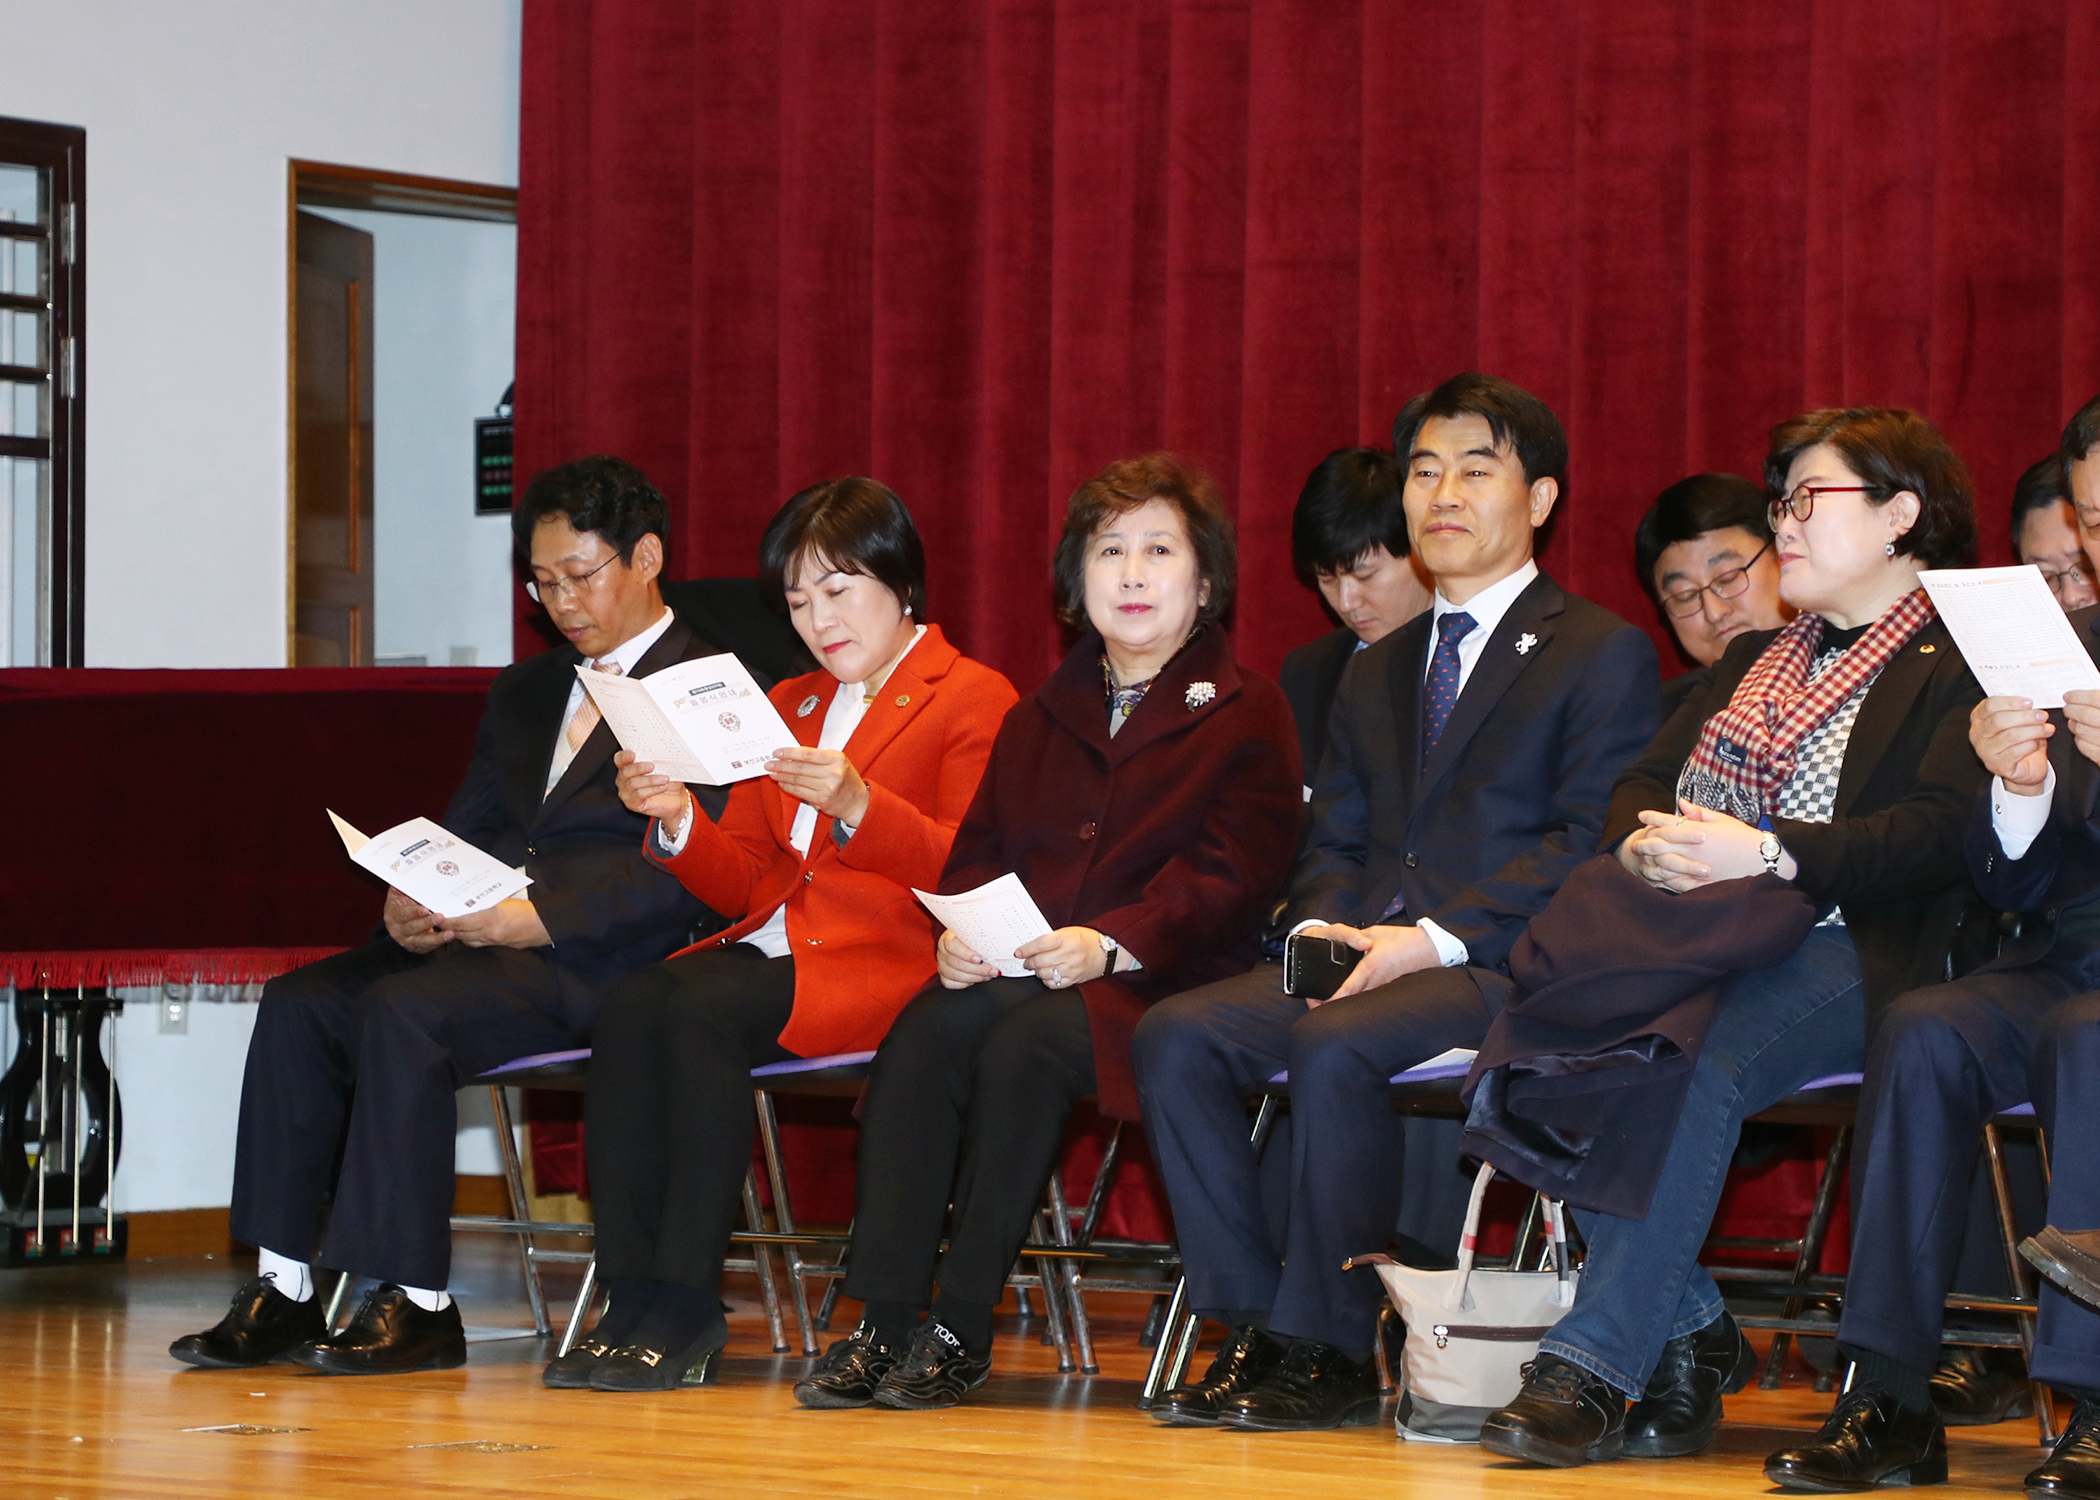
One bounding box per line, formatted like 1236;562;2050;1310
1130;959;1495;1358
1837;970;2100;1393
585;945;795;1292
228;938;595;1289
842;977;1097;1310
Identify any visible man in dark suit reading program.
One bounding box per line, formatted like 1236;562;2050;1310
170;457;735;1377
1132;373;1661;1434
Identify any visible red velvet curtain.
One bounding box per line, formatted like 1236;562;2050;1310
517;0;2100;689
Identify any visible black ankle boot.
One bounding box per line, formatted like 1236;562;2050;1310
1624;1309;1756;1458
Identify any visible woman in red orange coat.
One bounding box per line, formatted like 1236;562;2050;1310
794;453;1303;1411
549;478;1016;1392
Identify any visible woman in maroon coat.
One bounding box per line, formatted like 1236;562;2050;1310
793;452;1302;1412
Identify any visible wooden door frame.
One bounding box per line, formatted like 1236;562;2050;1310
285;160;518;665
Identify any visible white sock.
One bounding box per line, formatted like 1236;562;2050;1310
400;1284;453;1313
256;1247;313;1302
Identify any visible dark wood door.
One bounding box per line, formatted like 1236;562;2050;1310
292;210;374;666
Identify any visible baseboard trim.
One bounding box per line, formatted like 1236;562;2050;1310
127;1207;232;1259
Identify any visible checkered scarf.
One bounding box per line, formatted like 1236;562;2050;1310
1678;589;1934;823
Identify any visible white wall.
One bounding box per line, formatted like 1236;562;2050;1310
305;208;517;669
0;0;522;667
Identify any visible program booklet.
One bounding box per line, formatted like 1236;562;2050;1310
328;811;532;918
912;874;1055;978
577;652;797;785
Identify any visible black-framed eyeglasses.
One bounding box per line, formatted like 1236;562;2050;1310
1659;538;1773;618
525;550;621;603
1768;484;1876;530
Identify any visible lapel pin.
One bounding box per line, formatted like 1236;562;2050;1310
1515;633;1538;655
797;694;821;718
1185;681;1217;709
895;693;911;706
1919;644;1936;654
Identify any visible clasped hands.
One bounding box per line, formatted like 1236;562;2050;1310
1969;689;2100;796
1618;797;1794;893
937;926;1121;991
614;746;872;840
383;887;549;953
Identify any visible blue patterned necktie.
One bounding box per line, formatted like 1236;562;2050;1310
1421;609;1478;762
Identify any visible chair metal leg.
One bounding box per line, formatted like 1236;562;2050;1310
557;1255;599;1358
743;1165;791;1354
753;1088;818;1355
1045;1169;1097;1374
489;1083;552;1337
324;1269;352;1330
1985;1122;2058;1447
1760;1124;1850;1391
1027;1209;1077;1373
814;1215;852;1332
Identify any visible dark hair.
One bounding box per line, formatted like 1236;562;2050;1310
1632;473;1772;602
512;454;670;561
1390;372;1568;488
2011;455;2071;555
758;477;927;618
1053;452;1235;629
2062;393;2100;468
1763;407;1977;569
1290;447;1407;588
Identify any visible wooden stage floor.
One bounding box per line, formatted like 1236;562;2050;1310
0;1240;2060;1499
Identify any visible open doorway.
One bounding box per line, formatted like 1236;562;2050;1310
287;160;517;668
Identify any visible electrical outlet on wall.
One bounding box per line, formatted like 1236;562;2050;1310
158;985;189;1035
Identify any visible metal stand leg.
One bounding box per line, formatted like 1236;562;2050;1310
1760;1125;1851;1391
490;1084;551;1337
558;1256;599;1358
743;1165;790;1354
754;1088;818;1355
1985;1122;2058;1447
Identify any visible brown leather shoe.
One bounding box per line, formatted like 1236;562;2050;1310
2024;1228;2100;1311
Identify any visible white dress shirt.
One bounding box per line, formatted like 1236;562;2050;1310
544;607;678;795
1991;766;2055;861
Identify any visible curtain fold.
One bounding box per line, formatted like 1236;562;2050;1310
520;0;2099;688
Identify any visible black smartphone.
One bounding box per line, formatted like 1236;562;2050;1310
1283;932;1362;1001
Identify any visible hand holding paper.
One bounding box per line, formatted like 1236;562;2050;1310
914;874;1053;980
330;810;532;920
1918;566;2100;708
579;653;795;785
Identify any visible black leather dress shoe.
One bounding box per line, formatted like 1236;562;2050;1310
1929;1347;2033;1426
1155;1325;1287;1426
590;1320;729;1392
1480;1353;1628;1467
1214;1339;1382;1432
2027;1398;2100;1500
1624;1309;1757;1458
289;1285;467;1376
1764;1387;1948;1491
794;1322;905;1409
871;1321;992;1410
541;1337;616;1390
2024;1228;2100;1311
169;1276;328;1369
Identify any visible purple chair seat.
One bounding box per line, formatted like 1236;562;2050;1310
474;1048;876;1083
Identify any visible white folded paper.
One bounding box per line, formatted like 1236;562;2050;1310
1918;565;2100;709
912;873;1054;978
578;652;796;785
329;810;532;919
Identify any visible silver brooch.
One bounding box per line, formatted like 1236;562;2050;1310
797;693;821;718
1515;633;1538;656
1185;681;1216;709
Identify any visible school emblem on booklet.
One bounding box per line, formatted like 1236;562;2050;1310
1515;633;1538;655
797;694;821;718
718;712;742;733
1185;681;1216;709
436;861;458;877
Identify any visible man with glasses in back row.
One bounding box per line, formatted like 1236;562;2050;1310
1633;472;1791;719
2013;454;2099;613
170;456;738;1378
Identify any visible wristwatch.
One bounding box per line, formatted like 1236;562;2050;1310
1759;833;1784;876
1098;931;1120;968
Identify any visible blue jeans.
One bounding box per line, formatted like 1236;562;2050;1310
1540;925;1867;1397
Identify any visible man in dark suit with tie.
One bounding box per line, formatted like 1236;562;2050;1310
171;456;734;1376
1279;447;1432;778
1133;373;1661;1432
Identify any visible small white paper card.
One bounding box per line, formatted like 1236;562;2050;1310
913;874;1055;979
328;810;531;919
578;652;795;785
1918;565;2100;709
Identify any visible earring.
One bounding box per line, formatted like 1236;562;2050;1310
1885;538;1897;557
904;605;912;616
